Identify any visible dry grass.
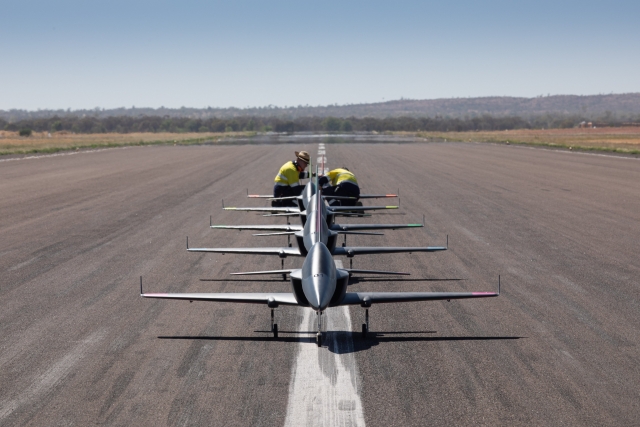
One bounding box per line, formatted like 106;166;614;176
0;131;256;155
3;127;640;156
406;127;640;154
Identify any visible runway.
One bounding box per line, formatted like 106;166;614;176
1;139;639;426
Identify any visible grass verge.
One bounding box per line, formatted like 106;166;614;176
401;128;640;155
3;128;640;156
0;131;257;156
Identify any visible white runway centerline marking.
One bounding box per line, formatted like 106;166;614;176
283;307;366;426
282;198;366;427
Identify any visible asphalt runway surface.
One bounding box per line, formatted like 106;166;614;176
1;139;639;426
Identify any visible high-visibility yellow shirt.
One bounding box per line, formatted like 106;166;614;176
274;161;301;187
326;168;358;186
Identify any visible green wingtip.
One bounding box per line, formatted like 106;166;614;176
407;224;423;227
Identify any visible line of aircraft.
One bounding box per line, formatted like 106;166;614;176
141;150;499;347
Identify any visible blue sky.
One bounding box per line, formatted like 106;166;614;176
2;0;639;110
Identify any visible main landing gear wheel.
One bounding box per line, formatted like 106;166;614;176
316;332;322;347
271;309;278;338
362;308;370;339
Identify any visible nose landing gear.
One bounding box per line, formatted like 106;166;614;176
316;311;324;347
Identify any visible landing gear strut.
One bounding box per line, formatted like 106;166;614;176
316;311;323;347
361;308;369;338
271;309;278;338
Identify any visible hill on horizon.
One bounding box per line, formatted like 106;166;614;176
3;93;640;122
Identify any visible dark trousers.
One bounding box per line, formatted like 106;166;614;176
323;181;360;206
272;184;304;207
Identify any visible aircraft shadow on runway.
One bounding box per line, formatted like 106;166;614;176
158;333;523;354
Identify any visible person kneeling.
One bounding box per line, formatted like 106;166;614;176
319;167;360;207
272;150;310;207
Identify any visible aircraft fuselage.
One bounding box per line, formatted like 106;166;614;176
290;242;349;311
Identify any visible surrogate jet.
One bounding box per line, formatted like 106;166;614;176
142;185;499;346
213;176;420;238
226;178;399;226
247;156;398;206
189;191;447;267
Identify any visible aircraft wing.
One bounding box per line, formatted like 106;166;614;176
188;246;302;256
230;269;298;276
342;269;410;276
141;291;299;305
229;268;408;277
267;196;299;201
329;205;398;212
339;291;499;305
332;246;447;256
224;206;301;214
322;195;357;200
252;232;297;236
211;224;303;232
330;223;423;231
359;194;398;199
262;213;302;217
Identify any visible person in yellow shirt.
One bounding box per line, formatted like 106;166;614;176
319;167;360;206
272;150;310;207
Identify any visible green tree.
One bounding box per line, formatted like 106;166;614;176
160;119;173;132
323;117;341;132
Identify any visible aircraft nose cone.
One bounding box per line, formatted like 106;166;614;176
302;274;333;311
302;242;336;310
301;242;337;311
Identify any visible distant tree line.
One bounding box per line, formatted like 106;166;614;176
3;93;640;122
2;113;638;135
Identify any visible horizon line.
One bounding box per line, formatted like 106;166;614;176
2;92;640;113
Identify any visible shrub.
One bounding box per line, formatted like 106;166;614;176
19;128;32;137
